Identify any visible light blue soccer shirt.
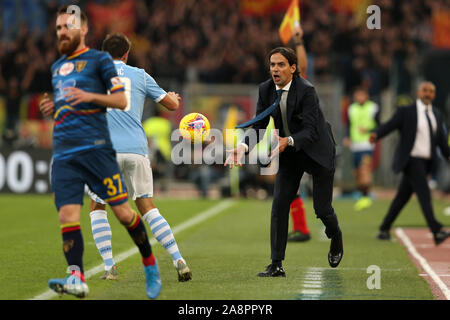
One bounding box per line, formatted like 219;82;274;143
107;60;167;156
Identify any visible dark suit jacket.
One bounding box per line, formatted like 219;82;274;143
375;102;450;173
243;74;336;170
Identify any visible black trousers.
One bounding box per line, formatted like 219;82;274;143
380;157;443;234
270;149;340;261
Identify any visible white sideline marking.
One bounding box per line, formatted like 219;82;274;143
395;228;450;300
299;268;324;299
300;289;322;295
29;200;235;300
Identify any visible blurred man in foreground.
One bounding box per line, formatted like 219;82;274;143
39;6;161;299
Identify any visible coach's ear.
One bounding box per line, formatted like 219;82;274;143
290;63;297;75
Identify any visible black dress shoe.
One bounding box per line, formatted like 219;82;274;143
377;230;391;240
433;230;450;246
257;264;286;277
328;231;343;268
287;231;311;242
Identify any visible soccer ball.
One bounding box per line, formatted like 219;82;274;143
179;112;210;143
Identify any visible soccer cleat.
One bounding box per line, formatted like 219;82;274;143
48;275;89;298
376;230;391;240
287;230;311;242
144;261;162;299
176;259;192;282
354;196;373;211
100;265;118;280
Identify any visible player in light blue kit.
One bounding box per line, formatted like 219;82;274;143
88;33;192;282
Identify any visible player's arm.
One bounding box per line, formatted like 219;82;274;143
293;25;307;78
145;71;181;111
159;92;181;111
92;52;127;109
64;87;127;110
40;93;55;116
343;107;351;148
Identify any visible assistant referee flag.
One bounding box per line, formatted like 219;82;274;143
279;0;300;45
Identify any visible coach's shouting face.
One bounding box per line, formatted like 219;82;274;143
270;52;296;88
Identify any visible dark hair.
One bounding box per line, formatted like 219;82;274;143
101;33;132;59
353;86;368;94
57;5;88;25
268;47;298;68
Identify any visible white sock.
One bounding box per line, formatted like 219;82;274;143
90;210;115;271
143;208;184;267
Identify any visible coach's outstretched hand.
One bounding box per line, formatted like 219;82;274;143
39;93;55;116
224;144;246;169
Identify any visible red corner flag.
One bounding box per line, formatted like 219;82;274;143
279;0;300;45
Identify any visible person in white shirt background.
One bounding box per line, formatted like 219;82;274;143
370;81;450;245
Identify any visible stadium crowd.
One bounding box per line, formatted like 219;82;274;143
0;0;448;153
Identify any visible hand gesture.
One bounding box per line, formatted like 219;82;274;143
39;93;55;116
343;137;351;148
270;130;289;160
224;144;246;169
167;91;181;102
369;133;377;144
64;87;93;106
293;24;304;44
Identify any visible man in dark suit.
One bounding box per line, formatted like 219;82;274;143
370;82;450;245
224;47;343;277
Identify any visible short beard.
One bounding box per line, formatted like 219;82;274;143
58;33;81;56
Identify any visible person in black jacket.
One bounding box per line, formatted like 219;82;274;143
370;81;450;245
225;47;343;277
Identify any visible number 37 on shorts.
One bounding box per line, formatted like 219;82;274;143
103;173;128;206
103;173;124;197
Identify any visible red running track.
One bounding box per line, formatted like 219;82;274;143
395;228;450;300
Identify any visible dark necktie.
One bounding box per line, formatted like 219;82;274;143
236;89;283;129
424;108;435;156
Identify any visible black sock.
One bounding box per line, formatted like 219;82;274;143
61;223;84;274
125;212;152;259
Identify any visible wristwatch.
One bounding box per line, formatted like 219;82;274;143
287;136;294;147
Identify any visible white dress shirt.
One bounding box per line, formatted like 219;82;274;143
410;99;437;159
276;80;292;137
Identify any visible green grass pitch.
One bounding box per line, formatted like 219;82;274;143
1;194;448;300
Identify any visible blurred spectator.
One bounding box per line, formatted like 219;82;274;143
143;107;173;192
1;0;448;148
343;87;380;211
1;0;445;88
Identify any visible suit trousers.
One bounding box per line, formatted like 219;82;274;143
379;157;443;234
270;149;340;261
